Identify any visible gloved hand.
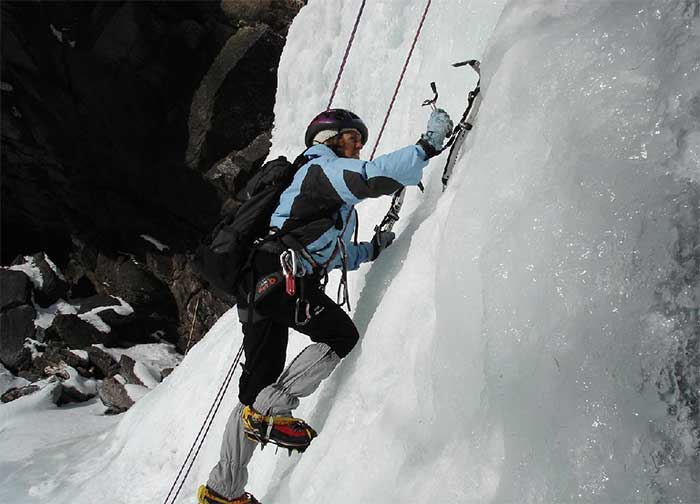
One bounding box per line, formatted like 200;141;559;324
418;108;454;158
371;230;396;260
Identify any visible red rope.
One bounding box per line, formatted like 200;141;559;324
370;0;432;160
327;0;367;111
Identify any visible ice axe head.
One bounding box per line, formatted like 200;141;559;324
421;81;438;110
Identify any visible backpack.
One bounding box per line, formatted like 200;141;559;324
193;153;311;301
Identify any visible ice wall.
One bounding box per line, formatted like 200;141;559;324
434;1;699;502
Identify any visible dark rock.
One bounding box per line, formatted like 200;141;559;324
27;253;70;307
205;130;271;203
1;384;40;403
1;0;304;350
86;345;120;379
55;383;95;405
0;304;35;372
60;348;90;370
0;269;32;310
44;313;109;349
17;370;42;382
161;367;174;380
31;347;91;377
98;375;134;414
119;355;145;386
30;347;64;376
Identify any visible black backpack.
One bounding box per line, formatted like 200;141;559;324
193;153;311;301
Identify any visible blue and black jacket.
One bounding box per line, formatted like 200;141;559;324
270;143;430;274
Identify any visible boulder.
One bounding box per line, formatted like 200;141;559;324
0;362;30;396
98;375;134;414
119;355;145;386
86;346;120;379
54;366;97;405
11;253;69;307
1;384;40;403
61;348;91;372
44;313;109;349
0;269;32;310
77;294;135;328
17;370;42;383
56;383;94;405
0;304;35;372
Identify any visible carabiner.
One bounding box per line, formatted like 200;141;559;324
295;298;312;326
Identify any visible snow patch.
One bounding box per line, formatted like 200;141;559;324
63;366;98;396
124;384;149;403
8;256;43;289
23;339;44;359
132;361;160;389
68;349;89;361
34;300;78;329
94;342;182;372
42;254;66;281
140;234;170;251
77;296;134;333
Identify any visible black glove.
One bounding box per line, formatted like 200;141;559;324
371;230;396;260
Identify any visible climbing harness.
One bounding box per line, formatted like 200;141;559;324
162;344;244;504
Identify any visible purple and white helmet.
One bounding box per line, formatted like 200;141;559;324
304;108;369;148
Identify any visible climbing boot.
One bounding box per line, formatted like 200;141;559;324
197;485;260;504
241;405;317;452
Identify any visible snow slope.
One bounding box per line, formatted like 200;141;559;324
1;0;697;503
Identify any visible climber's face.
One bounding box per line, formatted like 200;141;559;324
333;130;364;159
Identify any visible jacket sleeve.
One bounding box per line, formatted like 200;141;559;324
325;241;374;272
332;145;430;205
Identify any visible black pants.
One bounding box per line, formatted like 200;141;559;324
237;251;359;406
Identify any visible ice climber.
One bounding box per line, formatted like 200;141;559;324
198;107;453;504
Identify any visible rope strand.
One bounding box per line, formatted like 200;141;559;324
370;0;432;160
327;0;367;110
163;344;244;504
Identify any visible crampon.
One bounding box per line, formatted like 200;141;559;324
241;405;317;454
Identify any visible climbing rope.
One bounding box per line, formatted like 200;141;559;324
162;343;244;504
327;0;367;110
370;0;432;160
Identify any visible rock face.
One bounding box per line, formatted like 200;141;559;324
45;314;109;349
1;0;304;349
0;269;32;310
0;304;34;372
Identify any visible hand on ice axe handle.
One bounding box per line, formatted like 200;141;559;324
418;108;454;158
371;229;396;260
